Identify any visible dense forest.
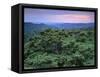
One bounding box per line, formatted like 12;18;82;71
24;23;95;69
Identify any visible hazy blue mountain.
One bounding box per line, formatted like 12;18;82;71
47;23;94;29
24;22;94;33
24;23;49;33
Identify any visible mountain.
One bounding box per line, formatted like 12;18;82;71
24;22;49;33
46;23;94;29
24;22;94;33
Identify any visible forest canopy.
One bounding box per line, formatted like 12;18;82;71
24;28;95;69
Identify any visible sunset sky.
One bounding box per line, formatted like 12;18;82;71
24;8;94;23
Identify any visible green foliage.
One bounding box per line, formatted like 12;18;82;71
24;28;95;69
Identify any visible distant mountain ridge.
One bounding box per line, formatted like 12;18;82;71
24;22;94;33
24;22;49;33
46;23;94;29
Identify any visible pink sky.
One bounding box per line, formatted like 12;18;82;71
24;8;94;23
45;14;94;23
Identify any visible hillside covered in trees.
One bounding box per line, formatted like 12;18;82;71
24;23;95;69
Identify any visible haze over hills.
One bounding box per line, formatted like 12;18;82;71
24;22;94;33
46;23;94;29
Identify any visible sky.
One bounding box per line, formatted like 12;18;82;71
24;8;94;23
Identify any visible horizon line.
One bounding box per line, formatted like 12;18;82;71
24;22;94;24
